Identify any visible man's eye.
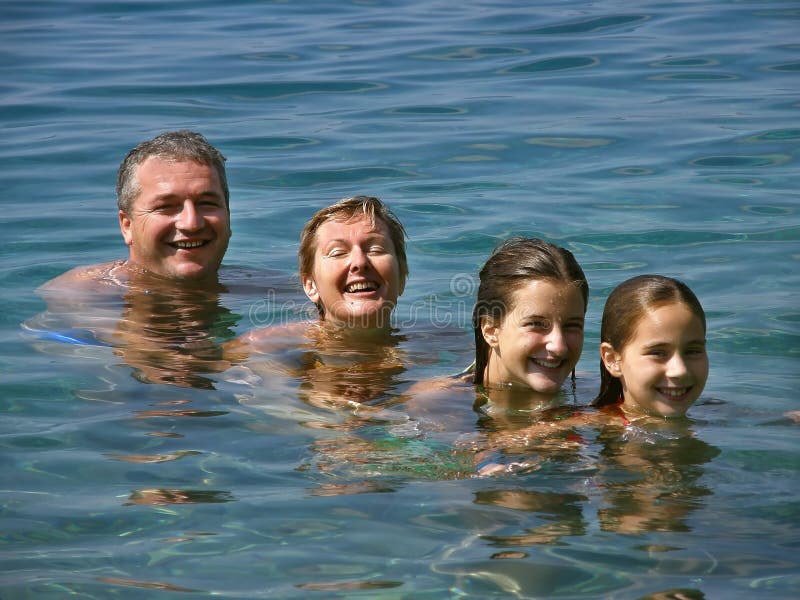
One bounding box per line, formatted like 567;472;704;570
525;320;550;329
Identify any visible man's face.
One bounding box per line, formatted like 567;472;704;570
119;157;230;282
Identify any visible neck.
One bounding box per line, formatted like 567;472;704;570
123;261;224;293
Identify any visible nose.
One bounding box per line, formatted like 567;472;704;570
545;325;568;356
176;200;202;231
665;352;689;378
348;246;370;272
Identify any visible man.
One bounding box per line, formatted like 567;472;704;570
30;131;239;387
41;130;230;291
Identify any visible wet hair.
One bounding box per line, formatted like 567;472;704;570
298;196;408;318
593;275;706;408
472;237;589;385
117;130;228;214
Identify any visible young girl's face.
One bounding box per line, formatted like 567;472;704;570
603;302;708;417
482;280;585;394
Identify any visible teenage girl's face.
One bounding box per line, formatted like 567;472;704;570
482;280;585;395
602;302;708;417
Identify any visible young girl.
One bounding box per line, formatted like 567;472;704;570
594;274;709;419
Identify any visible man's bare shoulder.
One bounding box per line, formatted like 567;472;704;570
38;260;127;295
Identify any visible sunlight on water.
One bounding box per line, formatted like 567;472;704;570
1;0;799;598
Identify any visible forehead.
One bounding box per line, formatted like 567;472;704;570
631;302;705;340
314;214;391;245
509;280;585;315
136;157;220;186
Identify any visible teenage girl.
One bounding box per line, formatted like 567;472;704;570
594;274;709;419
406;237;588;424
473;237;589;398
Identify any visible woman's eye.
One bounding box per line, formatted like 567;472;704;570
368;245;386;254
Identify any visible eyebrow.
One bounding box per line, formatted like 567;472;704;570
152;190;223;201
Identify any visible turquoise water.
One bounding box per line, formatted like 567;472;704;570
2;0;799;597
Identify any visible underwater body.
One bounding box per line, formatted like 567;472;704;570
2;0;799;598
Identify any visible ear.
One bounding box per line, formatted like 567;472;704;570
302;274;319;304
600;342;623;377
480;317;500;349
119;210;133;246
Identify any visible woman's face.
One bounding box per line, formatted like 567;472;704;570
482;280;585;394
303;214;403;330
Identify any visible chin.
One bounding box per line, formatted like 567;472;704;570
172;263;218;281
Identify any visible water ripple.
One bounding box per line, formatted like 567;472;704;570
525;136;613;148
412;46;528;61
513;15;651;35
67;80;386;100
501;56;600;74
263;166;419;188
690;154;792;168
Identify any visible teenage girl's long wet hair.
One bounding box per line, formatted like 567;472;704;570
472;237;588;385
593;275;706;408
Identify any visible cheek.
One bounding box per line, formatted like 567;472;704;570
567;331;584;351
378;256;399;280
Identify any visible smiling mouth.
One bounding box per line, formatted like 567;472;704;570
530;357;564;370
344;281;379;293
657;386;692;401
170;240;207;250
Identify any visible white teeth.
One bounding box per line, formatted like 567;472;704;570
173;240;204;249
532;358;562;369
660;387;689;397
345;282;376;293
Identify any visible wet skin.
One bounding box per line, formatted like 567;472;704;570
601;302;708;417
119;157;230;282
482;280;585;395
302;214;403;331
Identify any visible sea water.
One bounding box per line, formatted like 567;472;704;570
1;0;798;597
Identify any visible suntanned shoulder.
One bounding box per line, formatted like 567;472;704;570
37;260;127;295
224;321;312;362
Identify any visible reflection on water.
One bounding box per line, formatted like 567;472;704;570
476;489;588;546
5;0;798;596
233;325;409;409
125;488;234;506
595;424;720;535
111;282;241;389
